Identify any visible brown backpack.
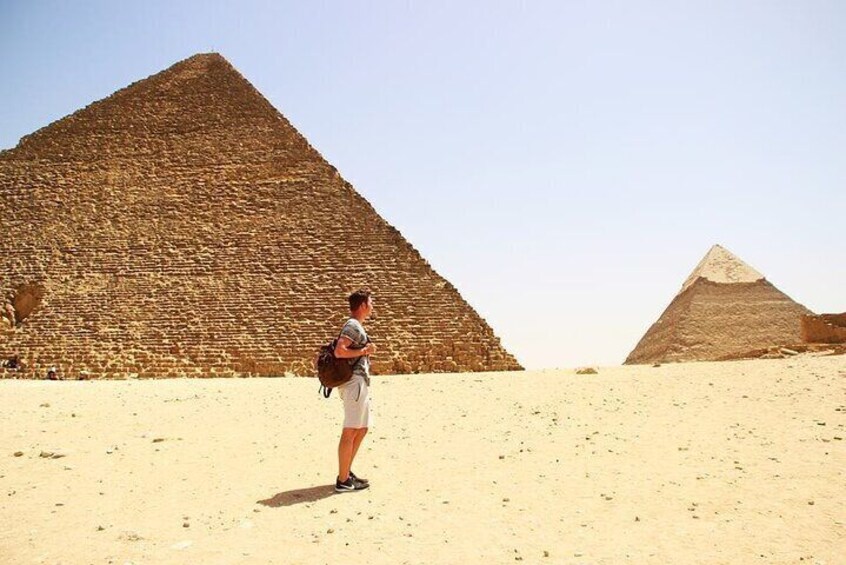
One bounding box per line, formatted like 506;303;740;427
315;334;363;398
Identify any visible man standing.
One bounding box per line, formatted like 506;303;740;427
333;289;376;492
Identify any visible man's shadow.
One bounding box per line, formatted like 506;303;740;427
258;484;335;507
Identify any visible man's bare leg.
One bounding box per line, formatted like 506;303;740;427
338;428;358;482
349;427;368;470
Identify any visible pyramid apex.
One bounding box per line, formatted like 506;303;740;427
7;51;263;159
179;52;231;65
680;244;764;292
168;52;235;74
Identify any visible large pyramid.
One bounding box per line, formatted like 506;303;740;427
0;53;521;379
625;245;813;364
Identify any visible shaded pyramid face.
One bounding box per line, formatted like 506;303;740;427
625;245;813;364
0;53;521;378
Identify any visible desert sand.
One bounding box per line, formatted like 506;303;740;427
2;355;844;564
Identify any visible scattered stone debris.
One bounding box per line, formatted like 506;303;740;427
721;343;846;361
576;367;598;375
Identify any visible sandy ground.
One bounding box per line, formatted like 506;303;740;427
1;355;844;565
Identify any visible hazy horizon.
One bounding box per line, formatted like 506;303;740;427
2;1;843;368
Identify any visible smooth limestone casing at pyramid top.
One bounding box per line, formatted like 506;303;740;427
0;53;522;379
625;245;813;365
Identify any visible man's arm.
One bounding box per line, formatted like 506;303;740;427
334;336;375;359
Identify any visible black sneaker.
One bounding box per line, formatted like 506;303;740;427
349;471;369;485
335;476;369;493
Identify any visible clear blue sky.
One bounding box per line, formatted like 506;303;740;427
2;1;844;368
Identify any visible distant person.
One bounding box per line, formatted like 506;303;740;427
46;366;58;380
333;289;376;493
6;354;19;370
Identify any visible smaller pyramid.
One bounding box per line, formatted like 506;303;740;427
625;245;813;364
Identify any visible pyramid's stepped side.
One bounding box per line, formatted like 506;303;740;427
625;279;812;365
0;53;521;379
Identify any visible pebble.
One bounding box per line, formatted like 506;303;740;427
13;451;23;457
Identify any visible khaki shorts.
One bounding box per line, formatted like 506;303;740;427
338;374;371;429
